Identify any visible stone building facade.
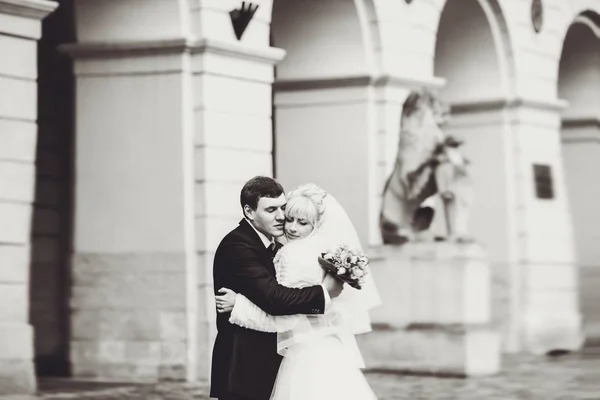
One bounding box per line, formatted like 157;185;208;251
0;0;599;394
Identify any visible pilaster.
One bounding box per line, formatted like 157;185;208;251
510;98;582;354
190;38;284;380
0;0;57;394
62;38;199;382
561;115;600;346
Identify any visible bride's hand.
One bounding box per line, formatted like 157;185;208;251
216;287;237;313
323;273;344;299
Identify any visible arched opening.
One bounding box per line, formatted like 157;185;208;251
433;0;509;249
30;0;76;378
271;0;376;244
435;0;505;103
271;0;369;81
433;0;513;347
559;11;600;347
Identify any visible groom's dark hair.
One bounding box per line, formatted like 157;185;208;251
240;176;285;211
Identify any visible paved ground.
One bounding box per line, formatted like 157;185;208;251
9;351;599;400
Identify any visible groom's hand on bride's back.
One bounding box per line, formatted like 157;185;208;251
323;274;344;299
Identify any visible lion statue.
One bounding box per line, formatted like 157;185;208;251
380;88;474;244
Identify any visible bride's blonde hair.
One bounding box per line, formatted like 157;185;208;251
285;183;327;229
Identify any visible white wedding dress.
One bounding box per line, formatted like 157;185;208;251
230;237;378;400
229;238;376;400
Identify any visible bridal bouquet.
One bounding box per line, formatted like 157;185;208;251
318;244;369;290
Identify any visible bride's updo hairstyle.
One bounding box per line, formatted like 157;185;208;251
285;183;327;229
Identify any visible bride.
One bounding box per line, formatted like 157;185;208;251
215;183;381;400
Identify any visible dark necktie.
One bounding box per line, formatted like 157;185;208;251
267;242;277;260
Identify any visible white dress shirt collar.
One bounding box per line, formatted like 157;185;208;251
245;219;275;249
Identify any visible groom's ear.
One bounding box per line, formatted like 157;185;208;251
243;204;254;220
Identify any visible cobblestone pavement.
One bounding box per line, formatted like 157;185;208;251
16;352;600;400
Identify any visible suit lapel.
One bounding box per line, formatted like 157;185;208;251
238;219;276;275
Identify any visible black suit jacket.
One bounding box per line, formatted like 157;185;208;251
210;219;325;400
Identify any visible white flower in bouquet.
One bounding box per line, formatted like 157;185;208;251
352;267;364;278
318;243;370;290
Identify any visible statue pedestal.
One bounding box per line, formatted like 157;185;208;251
358;242;500;377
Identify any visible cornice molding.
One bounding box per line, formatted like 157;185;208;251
451;97;568;114
274;74;446;92
190;38;286;65
375;74;447;90
561;118;600;144
0;0;57;20
59;38;189;58
274;76;371;91
60;38;286;65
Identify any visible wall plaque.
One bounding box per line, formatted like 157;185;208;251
533;164;554;199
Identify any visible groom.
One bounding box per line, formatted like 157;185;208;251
210;176;344;400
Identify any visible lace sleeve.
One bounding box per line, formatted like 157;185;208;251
229;294;302;333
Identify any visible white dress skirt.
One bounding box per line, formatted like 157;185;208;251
270;334;377;400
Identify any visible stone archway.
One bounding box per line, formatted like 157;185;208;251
559;10;600;347
271;0;380;246
432;0;516;350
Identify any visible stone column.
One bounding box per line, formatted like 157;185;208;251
508;99;583;354
190;38;284;379
62;39;199;382
0;0;57;394
561;116;600;346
